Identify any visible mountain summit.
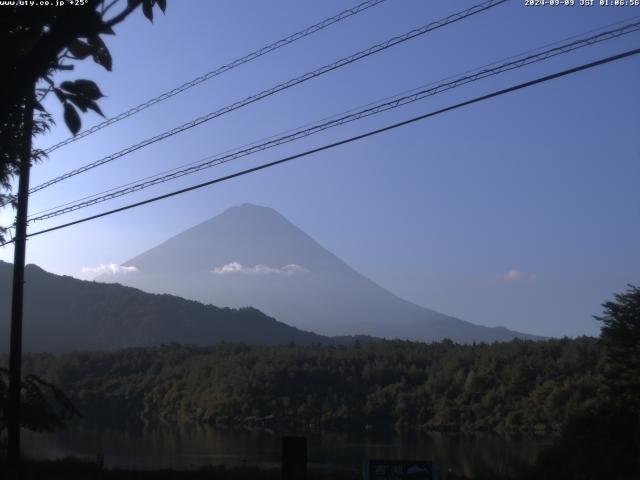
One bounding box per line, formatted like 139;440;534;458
99;203;539;342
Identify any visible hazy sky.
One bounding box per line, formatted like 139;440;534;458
1;0;639;337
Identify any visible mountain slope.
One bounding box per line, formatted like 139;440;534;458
98;203;540;342
0;261;332;353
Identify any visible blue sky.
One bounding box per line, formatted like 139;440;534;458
1;0;639;337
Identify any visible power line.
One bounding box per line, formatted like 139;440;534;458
41;0;390;155
28;0;508;195
24;13;640;220
29;13;640;220
26;21;640;224
3;46;636;247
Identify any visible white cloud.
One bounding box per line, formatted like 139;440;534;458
280;264;308;275
500;269;537;282
213;261;244;274
502;269;524;281
81;263;139;275
212;262;308;276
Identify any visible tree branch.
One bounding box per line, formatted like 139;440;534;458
105;0;142;28
102;0;121;16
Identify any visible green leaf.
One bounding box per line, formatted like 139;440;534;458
100;23;115;35
59;81;76;94
66;95;88;113
88;36;112;71
73;9;111;38
67;95;104;117
86;100;105;117
53;88;67;103
60;80;104;100
156;0;167;13
67;39;92;59
63;102;81;136
142;0;154;22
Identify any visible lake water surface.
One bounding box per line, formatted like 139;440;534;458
23;425;553;478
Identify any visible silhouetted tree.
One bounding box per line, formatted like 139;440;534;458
532;285;640;479
0;368;79;447
595;284;640;406
0;0;167;241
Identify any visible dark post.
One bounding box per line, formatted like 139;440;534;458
7;88;35;469
282;436;307;480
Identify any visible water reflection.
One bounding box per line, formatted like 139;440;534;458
22;424;552;477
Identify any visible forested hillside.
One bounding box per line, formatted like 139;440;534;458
15;337;604;432
0;262;333;352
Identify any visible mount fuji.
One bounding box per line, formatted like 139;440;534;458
97;204;539;343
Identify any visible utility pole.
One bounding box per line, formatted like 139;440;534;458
8;87;35;471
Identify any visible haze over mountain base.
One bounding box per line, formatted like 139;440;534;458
97;204;540;343
0;261;346;353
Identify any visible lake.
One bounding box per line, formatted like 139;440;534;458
22;424;553;478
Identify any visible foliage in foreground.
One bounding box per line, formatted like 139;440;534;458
0;0;166;242
530;285;640;480
0;368;79;438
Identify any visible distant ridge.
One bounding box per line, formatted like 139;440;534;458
0;261;348;353
98;203;542;343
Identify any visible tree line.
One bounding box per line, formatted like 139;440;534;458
10;336;604;433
